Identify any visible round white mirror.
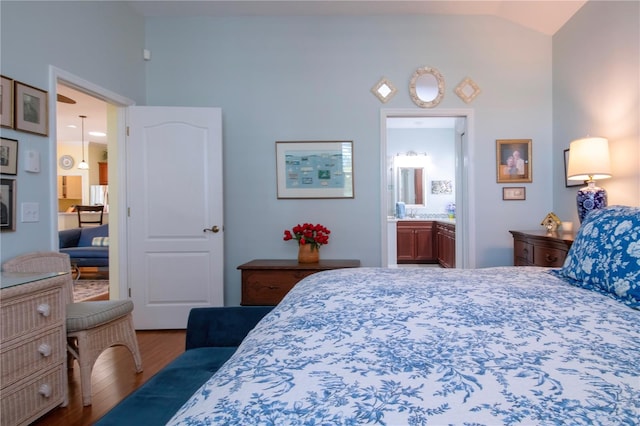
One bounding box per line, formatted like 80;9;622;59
409;66;445;108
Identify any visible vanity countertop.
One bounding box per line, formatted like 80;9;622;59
388;216;456;225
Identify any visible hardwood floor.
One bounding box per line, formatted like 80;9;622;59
32;330;186;426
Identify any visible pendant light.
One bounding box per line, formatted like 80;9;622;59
77;115;89;170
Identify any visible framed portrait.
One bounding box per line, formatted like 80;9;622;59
276;141;354;199
14;81;48;136
1;75;13;128
503;186;526;201
1;178;16;231
496;139;532;183
0;137;18;175
564;148;584;187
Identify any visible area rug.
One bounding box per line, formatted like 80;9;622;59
73;280;109;302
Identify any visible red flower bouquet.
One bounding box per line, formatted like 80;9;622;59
283;223;330;250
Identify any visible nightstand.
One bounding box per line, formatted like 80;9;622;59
509;230;574;267
238;259;361;306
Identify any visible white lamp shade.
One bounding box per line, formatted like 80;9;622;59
567;137;612;181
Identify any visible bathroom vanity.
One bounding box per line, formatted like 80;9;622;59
390;219;456;268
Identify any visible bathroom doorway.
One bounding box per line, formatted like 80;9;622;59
380;109;475;269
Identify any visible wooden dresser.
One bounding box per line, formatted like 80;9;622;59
509;230;574;267
238;259;361;306
1;272;69;426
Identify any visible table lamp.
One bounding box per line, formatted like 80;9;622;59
567;136;612;223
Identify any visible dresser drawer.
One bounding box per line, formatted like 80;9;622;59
1;289;64;343
513;239;533;265
0;366;66;426
1;327;65;387
242;270;316;305
533;246;567;267
510;230;573;268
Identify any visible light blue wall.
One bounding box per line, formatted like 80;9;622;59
553;1;640;223
144;15;553;303
0;1;145;261
4;2;636;308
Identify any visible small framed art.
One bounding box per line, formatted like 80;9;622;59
0;137;18;175
276;140;354;199
1;75;13;128
503;186;526;201
496;139;532;183
1;178;16;231
14;81;48;136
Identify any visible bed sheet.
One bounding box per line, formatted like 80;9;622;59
169;267;640;425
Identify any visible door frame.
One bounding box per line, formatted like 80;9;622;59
380;108;476;269
49;66;135;299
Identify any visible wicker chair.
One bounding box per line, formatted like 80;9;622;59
2;251;143;406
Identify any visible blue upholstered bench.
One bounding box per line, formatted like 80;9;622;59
95;306;273;425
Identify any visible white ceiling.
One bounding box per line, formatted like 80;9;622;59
56;0;586;142
128;0;587;35
56;85;108;145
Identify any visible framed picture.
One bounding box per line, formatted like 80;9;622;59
503;186;526;201
564;148;584;187
496;139;532;183
1;178;16;231
14;81;48;136
0;137;18;175
276;140;354;199
1;75;13;128
431;180;452;194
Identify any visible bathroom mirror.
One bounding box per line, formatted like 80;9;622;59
397;167;425;206
409;66;445;108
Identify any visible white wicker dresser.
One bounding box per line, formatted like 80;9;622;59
1;272;69;426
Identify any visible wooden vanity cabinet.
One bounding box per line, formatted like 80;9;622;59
396;221;436;264
436;222;456;268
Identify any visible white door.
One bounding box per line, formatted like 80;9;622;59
127;106;223;329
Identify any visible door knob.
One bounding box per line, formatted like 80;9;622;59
203;225;220;233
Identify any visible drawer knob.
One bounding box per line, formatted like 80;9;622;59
545;254;559;263
38;343;52;357
267;286;280;290
37;303;51;317
38;384;52;398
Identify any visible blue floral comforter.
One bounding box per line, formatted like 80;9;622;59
168;267;640;425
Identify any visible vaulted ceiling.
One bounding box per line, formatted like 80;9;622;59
56;0;587;143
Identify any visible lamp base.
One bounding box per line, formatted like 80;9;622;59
576;181;607;223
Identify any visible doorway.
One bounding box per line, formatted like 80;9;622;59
380;108;476;269
56;84;109;226
50;66;134;298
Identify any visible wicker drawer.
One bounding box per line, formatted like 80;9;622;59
0;366;66;426
533;246;566;267
1;289;64;343
242;270;316;305
1;327;65;387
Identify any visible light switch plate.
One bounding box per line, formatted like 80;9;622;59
21;202;39;222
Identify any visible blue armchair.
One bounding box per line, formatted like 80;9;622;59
59;224;109;277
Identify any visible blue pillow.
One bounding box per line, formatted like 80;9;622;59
550;205;640;309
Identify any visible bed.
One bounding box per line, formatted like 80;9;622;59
169;206;640;425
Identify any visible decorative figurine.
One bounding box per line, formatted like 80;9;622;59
540;212;562;232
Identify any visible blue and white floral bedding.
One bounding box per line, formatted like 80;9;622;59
169;266;640;425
